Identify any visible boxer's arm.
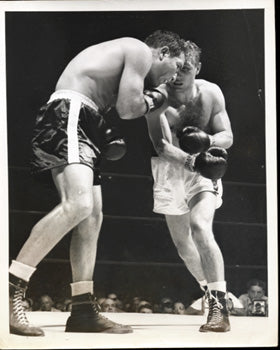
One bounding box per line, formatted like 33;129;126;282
209;84;233;149
146;110;193;167
116;42;153;119
145;101;169;151
146;104;185;151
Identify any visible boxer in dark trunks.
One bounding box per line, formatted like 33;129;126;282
9;30;185;336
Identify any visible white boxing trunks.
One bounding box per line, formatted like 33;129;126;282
151;156;223;215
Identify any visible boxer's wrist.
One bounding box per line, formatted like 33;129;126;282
184;154;196;172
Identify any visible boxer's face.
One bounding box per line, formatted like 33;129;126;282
170;58;201;90
148;49;185;87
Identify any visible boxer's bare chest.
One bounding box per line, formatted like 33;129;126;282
168;87;212;133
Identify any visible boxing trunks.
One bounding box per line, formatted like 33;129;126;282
151;156;223;215
31;90;104;185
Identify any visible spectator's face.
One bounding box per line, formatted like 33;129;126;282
161;298;173;313
248;285;265;300
102;299;117;312
40;296;53;311
131;297;141;311
139;307;153;314
173;302;185;315
22;300;31;311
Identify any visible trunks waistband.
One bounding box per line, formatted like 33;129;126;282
48;90;100;113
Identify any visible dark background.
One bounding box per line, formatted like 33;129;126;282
6;10;267;306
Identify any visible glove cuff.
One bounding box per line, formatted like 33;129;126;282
209;135;215;147
143;95;152;114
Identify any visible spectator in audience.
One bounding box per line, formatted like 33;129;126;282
137;300;153;313
37;295;61;312
101;298;117;313
173;301;186;315
160;297;174;314
138;304;153;314
238;279;268;316
107;292;124;312
22;298;33;312
54;298;66;312
63;298;72;312
130;296;142;312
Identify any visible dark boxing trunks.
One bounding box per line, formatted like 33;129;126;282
31;90;104;185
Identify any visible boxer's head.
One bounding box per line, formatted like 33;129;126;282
144;30;185;87
169;40;202;90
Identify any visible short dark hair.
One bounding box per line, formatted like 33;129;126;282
145;30;185;57
247;278;266;291
184;40;202;67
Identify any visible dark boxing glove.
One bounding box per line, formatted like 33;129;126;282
177;126;212;154
144;88;165;113
194;147;228;180
102;126;127;161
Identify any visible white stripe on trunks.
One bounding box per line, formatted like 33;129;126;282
67;97;81;163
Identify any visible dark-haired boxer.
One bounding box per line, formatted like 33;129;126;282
9;30;185;336
145;41;233;332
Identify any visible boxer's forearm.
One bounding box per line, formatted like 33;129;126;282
210;130;233;149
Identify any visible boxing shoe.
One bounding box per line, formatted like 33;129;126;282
9;274;44;336
199;290;230;333
65;293;133;333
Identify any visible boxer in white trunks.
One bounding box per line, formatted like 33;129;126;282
146;40;233;332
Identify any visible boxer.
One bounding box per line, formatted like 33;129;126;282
9;30;185;336
146;40;233;332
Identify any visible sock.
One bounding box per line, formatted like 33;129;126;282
207;281;227;294
198;279;208;292
9;260;36;282
70;281;94;297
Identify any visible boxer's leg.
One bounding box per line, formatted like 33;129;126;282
9;163;94;336
189;191;230;332
65;182;133;334
165;213;206;287
189;192;224;283
70;185;103;282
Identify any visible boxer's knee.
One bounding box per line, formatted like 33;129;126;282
89;210;103;231
190;217;215;250
62;192;94;223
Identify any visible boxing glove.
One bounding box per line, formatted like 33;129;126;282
194;147;228;180
102;126;127;161
177;126;212;154
144;88;165;113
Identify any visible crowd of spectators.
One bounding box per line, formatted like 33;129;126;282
23;279;268;317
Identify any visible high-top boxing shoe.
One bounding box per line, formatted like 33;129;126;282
9;274;44;336
199;290;230;332
65;293;133;333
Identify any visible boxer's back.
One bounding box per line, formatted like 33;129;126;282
56;37;150;112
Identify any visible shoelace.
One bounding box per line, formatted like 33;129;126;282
89;296;113;323
13;289;29;326
208;292;223;325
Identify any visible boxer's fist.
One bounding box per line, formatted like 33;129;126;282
194;147;228;180
144;89;165;113
177;126;211;154
103;127;127;161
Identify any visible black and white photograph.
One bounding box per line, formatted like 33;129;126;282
0;0;277;348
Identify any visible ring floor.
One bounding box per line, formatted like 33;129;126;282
1;312;277;348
